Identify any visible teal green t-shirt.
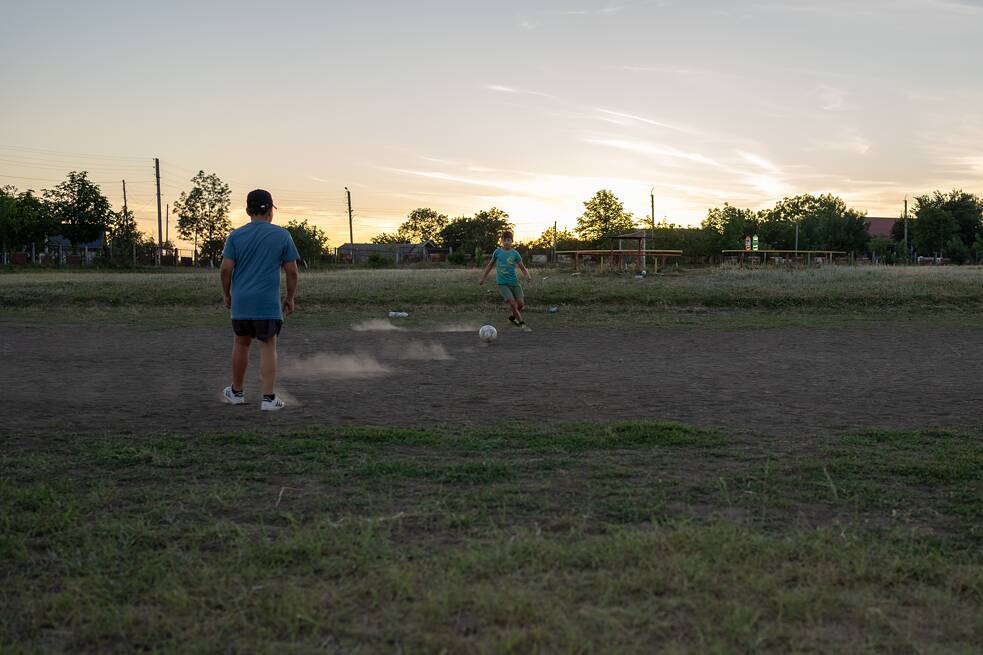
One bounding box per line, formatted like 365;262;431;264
222;222;301;320
492;247;522;285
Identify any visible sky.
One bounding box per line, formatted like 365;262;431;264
2;0;982;249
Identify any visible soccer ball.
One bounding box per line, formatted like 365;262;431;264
478;325;497;342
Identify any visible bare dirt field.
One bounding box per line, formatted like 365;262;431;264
3;319;981;440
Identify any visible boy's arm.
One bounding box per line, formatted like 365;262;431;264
283;260;299;316
518;259;533;282
479;256;495;284
220;258;235;308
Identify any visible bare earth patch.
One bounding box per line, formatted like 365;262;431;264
3;321;982;439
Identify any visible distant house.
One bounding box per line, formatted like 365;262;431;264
45;232;105;265
866;217;898;239
336;240;448;264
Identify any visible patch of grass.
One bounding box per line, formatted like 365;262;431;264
2;421;982;652
6;266;983;315
719;428;983;543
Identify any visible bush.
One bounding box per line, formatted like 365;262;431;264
367;252;393;268
944;236;970;264
447;251;467;266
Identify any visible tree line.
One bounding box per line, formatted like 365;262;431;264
0;170;331;266
5;169;980;266
369;188;982;263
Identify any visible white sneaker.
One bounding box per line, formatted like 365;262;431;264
222;386;246;405
261;395;285;411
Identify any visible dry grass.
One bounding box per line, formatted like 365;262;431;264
3;265;983;312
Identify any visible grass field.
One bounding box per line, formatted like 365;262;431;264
2;267;983;652
3;265;983;313
3;423;981;653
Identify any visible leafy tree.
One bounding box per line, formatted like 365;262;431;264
438;208;513;256
523;225;580;252
575;190;636;244
868;236;892;263
0;186;18;258
399;208;448;243
945;235;969;264
912;190;983;248
764;194;868;252
647;226;721;260
370;232;405;244
284;219;330;267
15;190;57;252
173;171;231;265
43;171;112;248
106;208;141;250
701;204;760;251
912;205;958;256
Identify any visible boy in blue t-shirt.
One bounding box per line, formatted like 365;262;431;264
479;230;532;327
219;189;301;411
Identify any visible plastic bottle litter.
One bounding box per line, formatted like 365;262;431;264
547;306;560;313
388;311;409;318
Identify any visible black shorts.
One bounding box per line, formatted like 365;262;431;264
232;319;283;342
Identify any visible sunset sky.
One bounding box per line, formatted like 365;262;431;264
2;0;982;248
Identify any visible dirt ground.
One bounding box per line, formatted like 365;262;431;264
2;319;982;440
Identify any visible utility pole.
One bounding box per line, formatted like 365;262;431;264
904;196;909;263
795;221;799;253
165;204;169;248
553;220;557;265
650;188;656;232
649;188;655;272
122;179;128;218
154;158;163;265
345;186;354;264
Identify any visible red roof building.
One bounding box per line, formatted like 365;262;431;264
866;217;898;239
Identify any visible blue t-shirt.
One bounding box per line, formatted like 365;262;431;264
222;222;301;320
492;247;522;285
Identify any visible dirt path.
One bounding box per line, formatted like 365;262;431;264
2;320;981;439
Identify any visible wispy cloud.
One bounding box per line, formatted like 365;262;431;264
485;84;555;98
738;151;780;173
595;108;685;132
585;137;723;168
514;3;641;30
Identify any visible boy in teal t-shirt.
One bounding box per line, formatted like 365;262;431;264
479;230;532;327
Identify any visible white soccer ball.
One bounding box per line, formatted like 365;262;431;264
478;325;497;342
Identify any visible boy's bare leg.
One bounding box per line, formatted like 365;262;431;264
231;336;251;391
259;336;278;396
509;300;523;323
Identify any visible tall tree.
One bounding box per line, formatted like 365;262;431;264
575;190;636;244
106;208;141;250
399;208;448;243
701;204;760;251
14;190;57;254
370;232;405;244
912;206;958;256
438;208;513;255
173;171;231;265
284;219;330;266
913;190;983;248
43;171;112;248
760;194;868;252
0;186;18;258
526;225;580;251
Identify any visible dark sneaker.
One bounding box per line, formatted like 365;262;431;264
508;315;520;326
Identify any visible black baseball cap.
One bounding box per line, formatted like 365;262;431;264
246;189;276;214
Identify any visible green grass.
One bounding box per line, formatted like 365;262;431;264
3;422;981;652
7;266;983;331
5;266;983;313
